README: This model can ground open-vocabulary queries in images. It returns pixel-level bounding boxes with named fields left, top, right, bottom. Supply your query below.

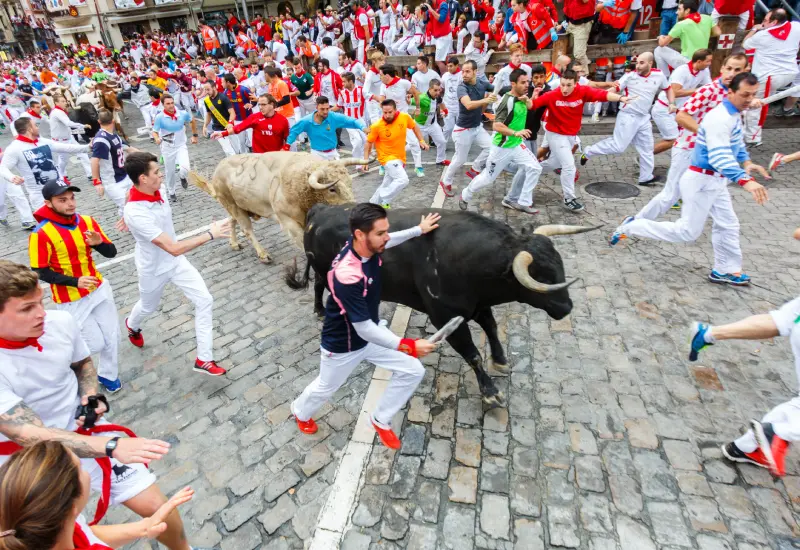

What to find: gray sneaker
left=0, top=218, right=8, bottom=227
left=458, top=198, right=469, bottom=210
left=502, top=199, right=539, bottom=215
left=21, top=221, right=36, bottom=230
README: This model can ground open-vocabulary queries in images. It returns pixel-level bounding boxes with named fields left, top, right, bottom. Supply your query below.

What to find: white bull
left=190, top=152, right=367, bottom=263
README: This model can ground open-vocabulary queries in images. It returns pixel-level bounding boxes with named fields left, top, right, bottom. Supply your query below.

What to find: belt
left=689, top=166, right=722, bottom=177
left=315, top=148, right=335, bottom=153
left=657, top=99, right=669, bottom=107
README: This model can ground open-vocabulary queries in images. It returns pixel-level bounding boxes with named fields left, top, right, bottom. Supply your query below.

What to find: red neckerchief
left=0, top=335, right=43, bottom=352
left=386, top=76, right=401, bottom=87
left=685, top=12, right=702, bottom=23
left=768, top=21, right=791, bottom=40
left=295, top=67, right=305, bottom=77
left=509, top=62, right=521, bottom=70
left=370, top=66, right=380, bottom=74
left=16, top=135, right=38, bottom=145
left=33, top=204, right=77, bottom=225
left=27, top=109, right=41, bottom=118
left=128, top=186, right=163, bottom=203
left=452, top=68, right=462, bottom=74
left=151, top=99, right=160, bottom=107
left=688, top=62, right=698, bottom=76
left=54, top=105, right=69, bottom=115
left=163, top=108, right=177, bottom=120
left=73, top=521, right=112, bottom=550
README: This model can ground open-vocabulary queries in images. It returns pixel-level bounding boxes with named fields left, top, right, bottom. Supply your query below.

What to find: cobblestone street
left=2, top=108, right=800, bottom=550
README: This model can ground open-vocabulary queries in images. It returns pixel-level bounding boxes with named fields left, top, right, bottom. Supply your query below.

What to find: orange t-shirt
left=268, top=79, right=295, bottom=119
left=366, top=111, right=416, bottom=165
left=40, top=70, right=56, bottom=84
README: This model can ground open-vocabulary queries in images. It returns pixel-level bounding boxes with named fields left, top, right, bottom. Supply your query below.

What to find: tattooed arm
left=0, top=401, right=172, bottom=463
left=72, top=356, right=99, bottom=400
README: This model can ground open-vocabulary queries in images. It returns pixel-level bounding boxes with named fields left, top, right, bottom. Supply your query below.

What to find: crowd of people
left=0, top=0, right=800, bottom=548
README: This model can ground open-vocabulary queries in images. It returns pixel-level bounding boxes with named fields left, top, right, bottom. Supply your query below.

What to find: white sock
left=704, top=327, right=716, bottom=344
left=734, top=430, right=758, bottom=453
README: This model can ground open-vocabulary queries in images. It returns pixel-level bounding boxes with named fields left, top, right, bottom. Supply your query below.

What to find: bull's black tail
left=285, top=256, right=312, bottom=290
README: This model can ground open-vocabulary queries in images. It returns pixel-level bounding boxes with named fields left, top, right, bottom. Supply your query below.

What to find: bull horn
left=512, top=251, right=578, bottom=293
left=532, top=224, right=603, bottom=237
left=308, top=166, right=335, bottom=190
left=338, top=157, right=369, bottom=167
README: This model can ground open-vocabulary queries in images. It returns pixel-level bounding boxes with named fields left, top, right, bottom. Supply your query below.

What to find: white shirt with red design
left=338, top=86, right=366, bottom=120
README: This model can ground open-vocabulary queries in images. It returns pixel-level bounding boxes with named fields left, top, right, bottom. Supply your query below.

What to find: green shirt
left=668, top=14, right=713, bottom=59
left=492, top=93, right=528, bottom=148
left=291, top=71, right=315, bottom=100
left=410, top=93, right=439, bottom=126
left=91, top=72, right=109, bottom=82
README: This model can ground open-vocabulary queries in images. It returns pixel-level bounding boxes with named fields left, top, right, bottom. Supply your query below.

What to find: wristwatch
left=105, top=436, right=120, bottom=458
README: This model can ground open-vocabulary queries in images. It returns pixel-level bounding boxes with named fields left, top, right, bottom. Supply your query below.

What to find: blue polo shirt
left=321, top=239, right=383, bottom=353
left=286, top=111, right=365, bottom=152
left=152, top=110, right=193, bottom=147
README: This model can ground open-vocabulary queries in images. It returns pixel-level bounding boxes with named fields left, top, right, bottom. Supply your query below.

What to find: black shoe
left=458, top=198, right=468, bottom=210
left=169, top=194, right=177, bottom=203
left=639, top=175, right=662, bottom=186
left=21, top=221, right=36, bottom=230
left=579, top=154, right=588, bottom=166
left=563, top=198, right=585, bottom=212
left=181, top=177, right=188, bottom=189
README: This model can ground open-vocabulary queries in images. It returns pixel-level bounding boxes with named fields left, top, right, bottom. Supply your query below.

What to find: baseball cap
left=42, top=180, right=81, bottom=201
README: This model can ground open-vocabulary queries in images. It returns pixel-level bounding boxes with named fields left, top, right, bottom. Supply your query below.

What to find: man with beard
left=211, top=93, right=289, bottom=153
left=28, top=180, right=121, bottom=392
left=201, top=80, right=237, bottom=156
left=291, top=203, right=439, bottom=449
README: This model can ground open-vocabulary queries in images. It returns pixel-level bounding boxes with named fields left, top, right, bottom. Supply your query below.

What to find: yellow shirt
left=147, top=76, right=167, bottom=90
left=367, top=111, right=416, bottom=166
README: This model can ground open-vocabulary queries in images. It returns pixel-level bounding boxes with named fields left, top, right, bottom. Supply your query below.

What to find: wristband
left=398, top=338, right=418, bottom=358
left=738, top=178, right=754, bottom=187
left=92, top=178, right=102, bottom=187
left=207, top=230, right=214, bottom=241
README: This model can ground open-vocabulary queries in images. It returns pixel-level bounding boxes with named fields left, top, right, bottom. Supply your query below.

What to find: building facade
left=1, top=0, right=59, bottom=58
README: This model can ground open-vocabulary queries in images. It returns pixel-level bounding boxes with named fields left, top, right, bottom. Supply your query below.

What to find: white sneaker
left=591, top=113, right=600, bottom=123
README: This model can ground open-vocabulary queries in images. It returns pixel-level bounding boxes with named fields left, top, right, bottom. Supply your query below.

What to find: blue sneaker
left=689, top=322, right=713, bottom=361
left=415, top=167, right=425, bottom=178
left=609, top=216, right=634, bottom=246
left=708, top=271, right=751, bottom=286
left=98, top=376, right=122, bottom=393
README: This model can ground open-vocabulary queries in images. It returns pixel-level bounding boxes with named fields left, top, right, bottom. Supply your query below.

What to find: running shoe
left=752, top=420, right=790, bottom=477
left=0, top=218, right=8, bottom=227
left=193, top=358, right=227, bottom=376
left=380, top=203, right=391, bottom=210
left=639, top=175, right=662, bottom=186
left=465, top=168, right=479, bottom=179
left=126, top=318, right=144, bottom=347
left=688, top=322, right=713, bottom=361
left=379, top=166, right=385, bottom=176
left=591, top=113, right=600, bottom=123
left=181, top=177, right=189, bottom=189
left=415, top=167, right=425, bottom=178
left=21, top=221, right=36, bottom=231
left=501, top=199, right=539, bottom=214
left=579, top=154, right=589, bottom=166
left=608, top=215, right=634, bottom=246
left=437, top=159, right=451, bottom=166
left=295, top=416, right=318, bottom=434
left=372, top=419, right=401, bottom=449
left=563, top=198, right=585, bottom=212
left=671, top=200, right=681, bottom=210
left=439, top=181, right=454, bottom=197
left=169, top=194, right=177, bottom=203
left=458, top=198, right=469, bottom=210
left=721, top=441, right=770, bottom=469
left=768, top=153, right=784, bottom=173
left=708, top=271, right=751, bottom=286
left=98, top=376, right=122, bottom=393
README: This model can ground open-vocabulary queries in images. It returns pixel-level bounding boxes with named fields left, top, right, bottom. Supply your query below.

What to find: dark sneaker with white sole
left=639, top=175, right=662, bottom=186
left=181, top=177, right=189, bottom=189
left=721, top=441, right=770, bottom=469
left=563, top=198, right=584, bottom=212
left=458, top=198, right=469, bottom=210
left=501, top=199, right=539, bottom=214
left=21, top=221, right=36, bottom=230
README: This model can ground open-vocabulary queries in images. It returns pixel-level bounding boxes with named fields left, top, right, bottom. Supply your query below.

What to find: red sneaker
left=295, top=416, right=318, bottom=434
left=574, top=170, right=580, bottom=183
left=752, top=420, right=791, bottom=476
left=437, top=159, right=451, bottom=166
left=193, top=358, right=227, bottom=376
left=125, top=318, right=143, bottom=348
left=372, top=420, right=401, bottom=449
left=439, top=181, right=454, bottom=197
left=465, top=168, right=479, bottom=180
left=721, top=441, right=770, bottom=469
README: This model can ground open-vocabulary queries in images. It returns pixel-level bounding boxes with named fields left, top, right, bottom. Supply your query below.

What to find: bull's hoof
left=482, top=391, right=506, bottom=409
left=230, top=242, right=242, bottom=251
left=490, top=360, right=510, bottom=375
left=258, top=254, right=273, bottom=264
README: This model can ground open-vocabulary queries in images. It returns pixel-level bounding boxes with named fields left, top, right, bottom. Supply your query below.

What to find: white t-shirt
left=411, top=68, right=441, bottom=93
left=0, top=310, right=89, bottom=449
left=320, top=45, right=345, bottom=71
left=742, top=22, right=800, bottom=78
left=441, top=70, right=464, bottom=108
left=123, top=186, right=180, bottom=277
left=657, top=62, right=711, bottom=108
left=272, top=41, right=289, bottom=63
left=380, top=78, right=413, bottom=112
left=617, top=69, right=670, bottom=117
left=75, top=514, right=111, bottom=547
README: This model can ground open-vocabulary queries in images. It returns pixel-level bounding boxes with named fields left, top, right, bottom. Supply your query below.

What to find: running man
left=152, top=93, right=198, bottom=202
left=91, top=110, right=135, bottom=215
left=202, top=81, right=238, bottom=157
left=287, top=96, right=365, bottom=160
left=409, top=78, right=449, bottom=166
left=211, top=94, right=290, bottom=153
left=291, top=203, right=439, bottom=449
left=49, top=94, right=93, bottom=185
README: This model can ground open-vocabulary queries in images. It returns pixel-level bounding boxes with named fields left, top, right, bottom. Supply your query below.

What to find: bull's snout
left=546, top=296, right=573, bottom=320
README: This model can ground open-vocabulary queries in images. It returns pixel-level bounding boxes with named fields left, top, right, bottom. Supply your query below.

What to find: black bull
left=285, top=204, right=598, bottom=408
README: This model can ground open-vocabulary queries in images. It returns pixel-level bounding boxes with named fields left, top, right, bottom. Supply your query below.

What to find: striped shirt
left=692, top=99, right=749, bottom=184
left=337, top=86, right=366, bottom=120
left=675, top=78, right=727, bottom=151
left=29, top=214, right=111, bottom=304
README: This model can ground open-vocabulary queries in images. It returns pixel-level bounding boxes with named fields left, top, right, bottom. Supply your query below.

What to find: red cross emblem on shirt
left=718, top=34, right=734, bottom=49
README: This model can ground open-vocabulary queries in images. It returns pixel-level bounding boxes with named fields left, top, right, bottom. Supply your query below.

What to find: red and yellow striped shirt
left=29, top=214, right=111, bottom=304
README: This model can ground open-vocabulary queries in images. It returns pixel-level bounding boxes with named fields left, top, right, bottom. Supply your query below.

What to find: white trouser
left=346, top=127, right=365, bottom=160
left=311, top=149, right=340, bottom=160
left=0, top=177, right=34, bottom=224
left=56, top=280, right=119, bottom=380
left=743, top=72, right=796, bottom=145
left=101, top=175, right=133, bottom=216
left=128, top=256, right=214, bottom=361
left=585, top=111, right=655, bottom=182
left=370, top=159, right=409, bottom=205
left=392, top=35, right=412, bottom=55
left=462, top=143, right=542, bottom=206
left=217, top=135, right=240, bottom=157
left=24, top=178, right=45, bottom=211
left=711, top=8, right=750, bottom=30
left=292, top=342, right=425, bottom=427
left=457, top=21, right=480, bottom=54
left=161, top=144, right=190, bottom=195
left=622, top=170, right=742, bottom=274
left=654, top=46, right=687, bottom=78
left=443, top=106, right=458, bottom=141
left=407, top=34, right=423, bottom=55
left=53, top=136, right=92, bottom=180
left=651, top=101, right=679, bottom=141
left=355, top=38, right=366, bottom=64
left=406, top=128, right=422, bottom=168
left=420, top=123, right=447, bottom=163
left=366, top=102, right=382, bottom=127
left=196, top=98, right=207, bottom=121
left=539, top=131, right=578, bottom=201
left=139, top=106, right=154, bottom=128
left=233, top=119, right=251, bottom=150
left=175, top=90, right=195, bottom=113
left=636, top=147, right=691, bottom=220
left=442, top=125, right=492, bottom=187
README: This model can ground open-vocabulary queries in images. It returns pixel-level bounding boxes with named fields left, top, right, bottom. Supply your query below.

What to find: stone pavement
left=1, top=108, right=799, bottom=549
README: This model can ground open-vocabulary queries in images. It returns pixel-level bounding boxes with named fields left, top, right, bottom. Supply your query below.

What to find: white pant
left=651, top=101, right=679, bottom=141
left=161, top=144, right=190, bottom=195
left=636, top=146, right=691, bottom=220
left=217, top=135, right=240, bottom=157
left=442, top=125, right=491, bottom=187
left=743, top=72, right=796, bottom=145
left=355, top=38, right=366, bottom=64
left=292, top=342, right=425, bottom=427
left=56, top=280, right=119, bottom=380
left=53, top=136, right=92, bottom=181
left=311, top=149, right=340, bottom=161
left=0, top=177, right=34, bottom=224
left=462, top=143, right=542, bottom=206
left=139, top=106, right=155, bottom=128
left=420, top=123, right=447, bottom=163
left=406, top=128, right=422, bottom=168
left=623, top=170, right=742, bottom=274
left=370, top=159, right=409, bottom=205
left=654, top=46, right=688, bottom=78
left=346, top=127, right=365, bottom=160
left=711, top=8, right=750, bottom=30
left=196, top=99, right=207, bottom=122
left=407, top=35, right=423, bottom=55
left=128, top=256, right=214, bottom=361
left=84, top=436, right=155, bottom=506
left=366, top=102, right=382, bottom=128
left=443, top=106, right=458, bottom=141
left=174, top=90, right=195, bottom=113
left=585, top=111, right=654, bottom=182
left=434, top=35, right=452, bottom=62
left=392, top=35, right=412, bottom=55
left=539, top=131, right=578, bottom=201
left=102, top=175, right=133, bottom=216
left=24, top=178, right=46, bottom=211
